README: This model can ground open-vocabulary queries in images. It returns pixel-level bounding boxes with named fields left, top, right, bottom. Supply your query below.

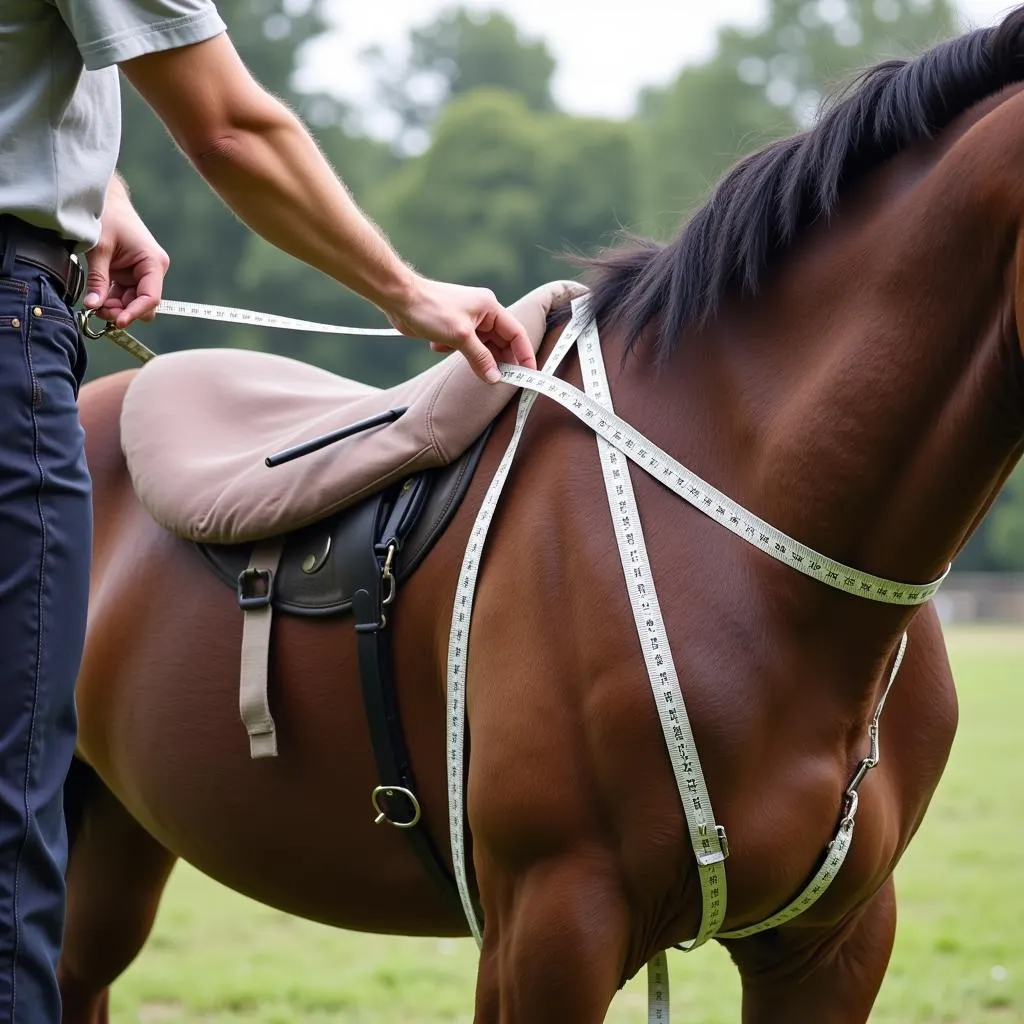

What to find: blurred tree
left=718, top=0, right=959, bottom=125
left=635, top=0, right=958, bottom=237
left=376, top=89, right=642, bottom=304
left=634, top=57, right=795, bottom=237
left=363, top=7, right=557, bottom=153
left=985, top=468, right=1024, bottom=572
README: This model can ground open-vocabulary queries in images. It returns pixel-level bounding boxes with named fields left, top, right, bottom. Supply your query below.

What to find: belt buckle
left=66, top=253, right=85, bottom=307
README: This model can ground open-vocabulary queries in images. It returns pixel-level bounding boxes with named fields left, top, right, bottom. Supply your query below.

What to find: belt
left=0, top=220, right=86, bottom=306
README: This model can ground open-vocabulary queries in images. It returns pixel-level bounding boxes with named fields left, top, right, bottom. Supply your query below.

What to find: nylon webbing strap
left=239, top=539, right=285, bottom=759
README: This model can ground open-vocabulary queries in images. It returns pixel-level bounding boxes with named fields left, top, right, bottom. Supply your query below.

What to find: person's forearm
left=186, top=99, right=417, bottom=315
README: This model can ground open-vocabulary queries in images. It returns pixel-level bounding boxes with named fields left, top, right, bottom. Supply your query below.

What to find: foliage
left=987, top=467, right=1024, bottom=572
left=364, top=7, right=557, bottom=153
left=92, top=0, right=1024, bottom=570
left=634, top=0, right=958, bottom=235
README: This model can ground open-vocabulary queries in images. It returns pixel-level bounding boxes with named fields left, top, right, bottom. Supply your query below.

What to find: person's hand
left=386, top=276, right=537, bottom=385
left=83, top=177, right=169, bottom=329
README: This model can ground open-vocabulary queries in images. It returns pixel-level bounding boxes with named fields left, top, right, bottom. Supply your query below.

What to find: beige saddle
left=121, top=280, right=585, bottom=545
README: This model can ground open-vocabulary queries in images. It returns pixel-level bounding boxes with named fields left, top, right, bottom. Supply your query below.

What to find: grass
left=108, top=624, right=1023, bottom=1023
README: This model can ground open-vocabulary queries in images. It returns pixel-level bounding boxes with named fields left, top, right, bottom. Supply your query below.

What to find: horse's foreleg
left=58, top=764, right=177, bottom=1024
left=725, top=876, right=897, bottom=1024
left=472, top=854, right=629, bottom=1024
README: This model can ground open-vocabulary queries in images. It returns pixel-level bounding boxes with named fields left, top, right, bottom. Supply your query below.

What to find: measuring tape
left=578, top=305, right=727, bottom=950
left=155, top=299, right=405, bottom=336
left=715, top=630, right=907, bottom=940
left=444, top=304, right=590, bottom=948
left=77, top=297, right=406, bottom=364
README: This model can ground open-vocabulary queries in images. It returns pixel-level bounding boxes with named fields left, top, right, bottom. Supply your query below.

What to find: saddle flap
left=196, top=429, right=491, bottom=615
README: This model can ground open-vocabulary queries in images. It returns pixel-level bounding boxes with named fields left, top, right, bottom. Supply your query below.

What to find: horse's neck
left=800, top=94, right=1024, bottom=593
left=651, top=91, right=1024, bottom=643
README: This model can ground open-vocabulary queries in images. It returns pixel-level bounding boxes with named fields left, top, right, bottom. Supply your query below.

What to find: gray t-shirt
left=0, top=0, right=226, bottom=250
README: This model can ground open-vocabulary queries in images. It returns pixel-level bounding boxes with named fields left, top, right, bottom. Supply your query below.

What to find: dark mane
left=580, top=6, right=1024, bottom=359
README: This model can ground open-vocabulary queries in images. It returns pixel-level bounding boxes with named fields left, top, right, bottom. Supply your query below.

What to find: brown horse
left=58, top=10, right=1024, bottom=1023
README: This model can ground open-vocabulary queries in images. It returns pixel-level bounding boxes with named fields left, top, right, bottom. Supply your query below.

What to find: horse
left=58, top=8, right=1024, bottom=1022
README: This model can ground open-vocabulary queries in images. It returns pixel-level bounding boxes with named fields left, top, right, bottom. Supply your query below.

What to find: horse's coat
left=60, top=10, right=1024, bottom=1022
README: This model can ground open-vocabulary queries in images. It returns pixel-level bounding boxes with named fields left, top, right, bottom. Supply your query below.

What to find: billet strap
left=337, top=485, right=462, bottom=907
left=238, top=539, right=286, bottom=758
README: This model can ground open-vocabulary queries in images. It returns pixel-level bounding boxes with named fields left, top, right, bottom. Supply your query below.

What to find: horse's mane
left=579, top=6, right=1024, bottom=359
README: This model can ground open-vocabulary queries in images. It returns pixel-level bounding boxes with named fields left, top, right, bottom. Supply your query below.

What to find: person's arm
left=117, top=33, right=535, bottom=382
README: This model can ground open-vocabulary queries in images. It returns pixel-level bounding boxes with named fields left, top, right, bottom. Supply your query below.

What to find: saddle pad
left=120, top=279, right=585, bottom=545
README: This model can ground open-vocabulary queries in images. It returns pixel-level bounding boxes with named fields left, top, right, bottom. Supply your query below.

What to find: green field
left=108, top=625, right=1024, bottom=1023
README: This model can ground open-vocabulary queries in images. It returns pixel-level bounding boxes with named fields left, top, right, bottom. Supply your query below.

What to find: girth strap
left=337, top=483, right=460, bottom=905
left=238, top=538, right=286, bottom=758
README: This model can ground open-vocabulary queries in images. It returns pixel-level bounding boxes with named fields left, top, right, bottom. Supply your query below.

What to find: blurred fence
left=934, top=573, right=1024, bottom=624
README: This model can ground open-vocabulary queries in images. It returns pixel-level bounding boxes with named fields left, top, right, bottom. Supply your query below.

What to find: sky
left=298, top=0, right=1017, bottom=125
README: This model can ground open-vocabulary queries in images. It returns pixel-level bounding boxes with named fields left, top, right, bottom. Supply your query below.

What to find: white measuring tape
left=476, top=359, right=950, bottom=606
left=156, top=299, right=406, bottom=336
left=578, top=306, right=727, bottom=951
left=444, top=303, right=590, bottom=948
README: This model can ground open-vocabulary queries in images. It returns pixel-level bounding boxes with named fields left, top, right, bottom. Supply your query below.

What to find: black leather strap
left=0, top=216, right=85, bottom=303
left=338, top=488, right=459, bottom=905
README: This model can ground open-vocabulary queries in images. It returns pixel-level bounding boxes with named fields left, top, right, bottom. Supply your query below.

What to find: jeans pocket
left=28, top=309, right=83, bottom=406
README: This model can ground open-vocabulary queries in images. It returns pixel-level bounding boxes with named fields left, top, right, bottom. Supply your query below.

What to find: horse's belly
left=77, top=523, right=466, bottom=938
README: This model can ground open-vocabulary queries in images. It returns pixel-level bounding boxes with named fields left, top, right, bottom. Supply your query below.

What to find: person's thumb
left=82, top=245, right=112, bottom=311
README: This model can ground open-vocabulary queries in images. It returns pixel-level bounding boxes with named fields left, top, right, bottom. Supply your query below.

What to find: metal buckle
left=237, top=566, right=274, bottom=609
left=381, top=542, right=397, bottom=607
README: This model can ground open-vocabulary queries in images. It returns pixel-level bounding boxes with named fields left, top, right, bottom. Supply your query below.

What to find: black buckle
left=237, top=566, right=275, bottom=609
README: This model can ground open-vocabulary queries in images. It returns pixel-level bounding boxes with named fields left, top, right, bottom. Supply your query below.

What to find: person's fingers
left=484, top=306, right=536, bottom=370
left=430, top=341, right=455, bottom=353
left=93, top=298, right=125, bottom=323
left=459, top=333, right=502, bottom=384
left=114, top=255, right=166, bottom=327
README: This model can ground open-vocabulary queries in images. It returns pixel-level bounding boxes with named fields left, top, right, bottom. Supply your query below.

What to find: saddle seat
left=120, top=280, right=583, bottom=546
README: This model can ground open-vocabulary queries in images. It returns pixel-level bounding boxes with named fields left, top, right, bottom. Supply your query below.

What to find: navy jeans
left=0, top=260, right=91, bottom=1022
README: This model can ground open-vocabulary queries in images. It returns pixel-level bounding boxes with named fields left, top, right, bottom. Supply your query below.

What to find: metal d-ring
left=371, top=785, right=422, bottom=828
left=78, top=310, right=112, bottom=340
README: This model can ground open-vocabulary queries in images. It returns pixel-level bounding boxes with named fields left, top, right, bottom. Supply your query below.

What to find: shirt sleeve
left=54, top=0, right=227, bottom=70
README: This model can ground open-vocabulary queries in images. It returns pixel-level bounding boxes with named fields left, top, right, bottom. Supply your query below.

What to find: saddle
left=118, top=279, right=585, bottom=906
